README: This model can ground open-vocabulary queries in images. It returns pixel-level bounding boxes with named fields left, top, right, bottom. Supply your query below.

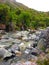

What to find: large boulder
left=37, top=39, right=46, bottom=51
left=0, top=48, right=12, bottom=59
left=40, top=27, right=49, bottom=48
left=45, top=27, right=49, bottom=48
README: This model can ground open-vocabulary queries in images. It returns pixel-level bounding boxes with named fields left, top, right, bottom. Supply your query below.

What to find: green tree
left=16, top=11, right=31, bottom=30
left=0, top=4, right=10, bottom=24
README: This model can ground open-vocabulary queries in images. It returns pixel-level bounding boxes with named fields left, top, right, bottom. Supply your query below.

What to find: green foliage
left=16, top=11, right=31, bottom=30
left=0, top=4, right=10, bottom=24
left=0, top=3, right=49, bottom=30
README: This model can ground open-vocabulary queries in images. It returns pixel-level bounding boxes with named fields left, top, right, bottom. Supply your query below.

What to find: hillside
left=0, top=0, right=49, bottom=30
left=0, top=0, right=46, bottom=13
left=0, top=0, right=29, bottom=10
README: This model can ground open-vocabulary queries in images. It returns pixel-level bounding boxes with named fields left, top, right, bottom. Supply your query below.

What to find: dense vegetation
left=0, top=3, right=49, bottom=30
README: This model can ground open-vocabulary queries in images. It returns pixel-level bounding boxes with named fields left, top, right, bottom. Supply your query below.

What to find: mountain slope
left=0, top=0, right=29, bottom=10
left=0, top=0, right=49, bottom=30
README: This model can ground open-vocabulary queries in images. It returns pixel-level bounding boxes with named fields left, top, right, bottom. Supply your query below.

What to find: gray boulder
left=0, top=48, right=12, bottom=59
left=37, top=39, right=46, bottom=51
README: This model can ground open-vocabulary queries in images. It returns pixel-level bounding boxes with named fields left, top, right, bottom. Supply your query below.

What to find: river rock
left=37, top=39, right=46, bottom=51
left=0, top=48, right=12, bottom=59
